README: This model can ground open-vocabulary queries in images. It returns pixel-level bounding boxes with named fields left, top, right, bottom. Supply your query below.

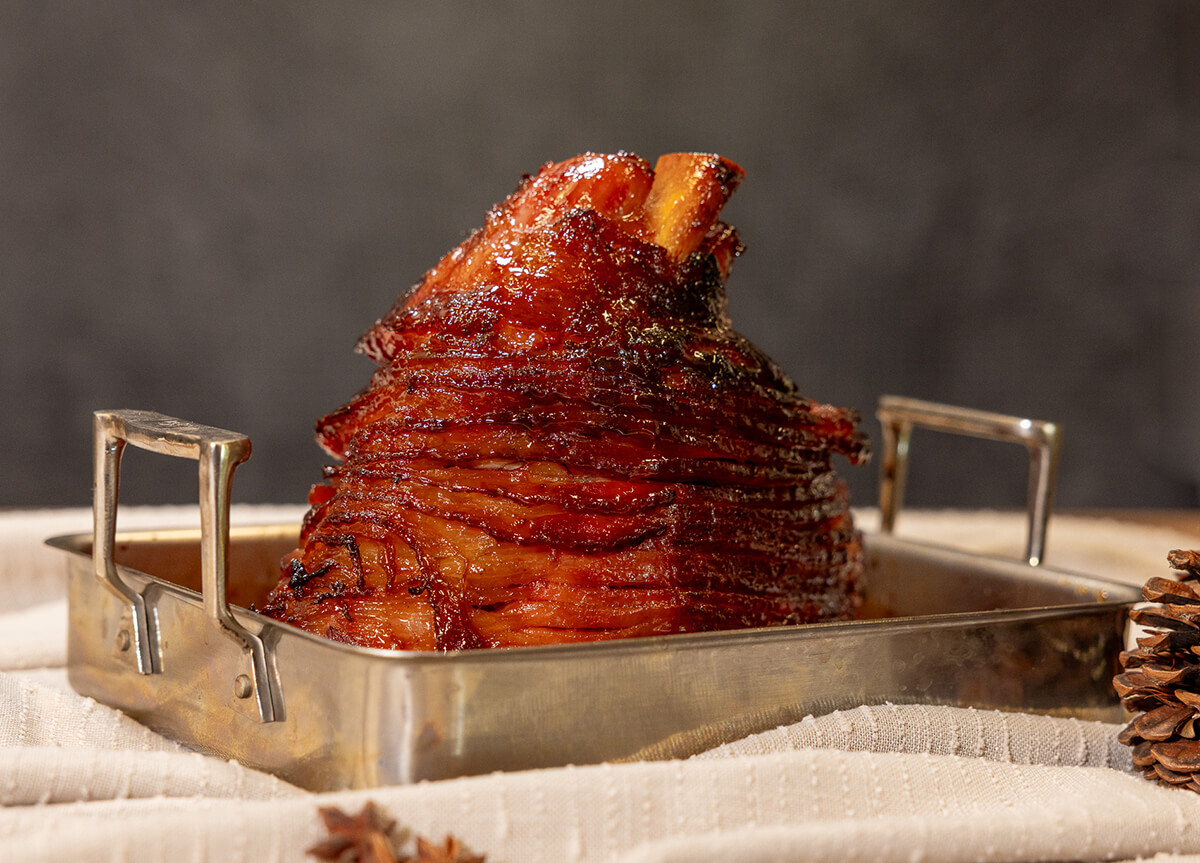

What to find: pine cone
left=1116, top=549, right=1200, bottom=790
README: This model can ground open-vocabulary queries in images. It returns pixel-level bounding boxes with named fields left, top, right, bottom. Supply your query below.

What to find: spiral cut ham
left=262, top=152, right=870, bottom=650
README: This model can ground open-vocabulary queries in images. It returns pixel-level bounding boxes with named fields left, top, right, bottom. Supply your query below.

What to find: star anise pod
left=1117, top=549, right=1200, bottom=792
left=402, top=835, right=486, bottom=863
left=308, top=801, right=400, bottom=863
left=308, top=802, right=486, bottom=863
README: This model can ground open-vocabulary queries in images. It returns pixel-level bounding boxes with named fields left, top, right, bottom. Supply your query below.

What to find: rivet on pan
left=233, top=674, right=253, bottom=699
left=115, top=629, right=131, bottom=652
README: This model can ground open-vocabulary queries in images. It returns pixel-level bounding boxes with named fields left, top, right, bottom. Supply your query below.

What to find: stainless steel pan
left=49, top=402, right=1137, bottom=791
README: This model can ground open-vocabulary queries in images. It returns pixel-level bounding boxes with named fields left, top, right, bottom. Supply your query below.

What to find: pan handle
left=874, top=396, right=1061, bottom=567
left=93, top=410, right=279, bottom=722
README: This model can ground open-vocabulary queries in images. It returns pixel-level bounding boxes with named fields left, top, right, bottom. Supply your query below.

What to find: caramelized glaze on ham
left=262, top=152, right=869, bottom=650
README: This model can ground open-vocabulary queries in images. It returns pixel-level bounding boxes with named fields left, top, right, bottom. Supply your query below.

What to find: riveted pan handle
left=875, top=396, right=1062, bottom=567
left=92, top=410, right=279, bottom=722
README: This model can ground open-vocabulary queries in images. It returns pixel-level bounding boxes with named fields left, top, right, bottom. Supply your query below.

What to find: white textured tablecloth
left=3, top=505, right=1200, bottom=862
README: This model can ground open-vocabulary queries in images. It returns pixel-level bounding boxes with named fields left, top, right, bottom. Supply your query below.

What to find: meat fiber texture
left=262, top=152, right=870, bottom=651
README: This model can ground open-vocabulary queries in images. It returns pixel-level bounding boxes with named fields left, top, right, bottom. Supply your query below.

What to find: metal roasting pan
left=49, top=399, right=1141, bottom=791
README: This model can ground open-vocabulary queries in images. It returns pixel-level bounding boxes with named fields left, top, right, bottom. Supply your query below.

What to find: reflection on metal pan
left=50, top=524, right=1137, bottom=791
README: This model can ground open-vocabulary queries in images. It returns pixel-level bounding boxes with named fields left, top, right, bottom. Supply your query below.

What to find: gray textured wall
left=3, top=2, right=1198, bottom=513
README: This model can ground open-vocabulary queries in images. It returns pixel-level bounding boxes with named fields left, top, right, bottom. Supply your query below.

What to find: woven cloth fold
left=696, top=702, right=1134, bottom=771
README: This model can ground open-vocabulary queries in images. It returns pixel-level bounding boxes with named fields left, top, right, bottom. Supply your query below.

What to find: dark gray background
left=3, top=1, right=1198, bottom=512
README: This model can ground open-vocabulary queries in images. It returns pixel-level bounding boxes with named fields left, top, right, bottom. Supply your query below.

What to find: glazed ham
left=262, top=152, right=869, bottom=650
